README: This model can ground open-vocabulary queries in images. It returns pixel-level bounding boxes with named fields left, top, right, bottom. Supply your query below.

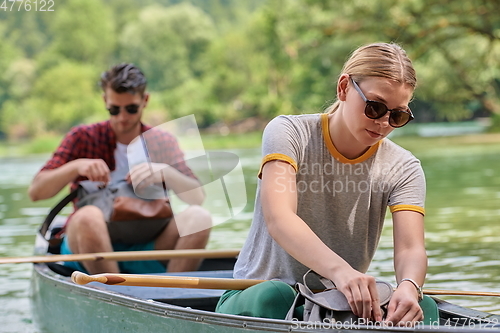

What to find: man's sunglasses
left=350, top=77, right=414, bottom=128
left=107, top=104, right=140, bottom=116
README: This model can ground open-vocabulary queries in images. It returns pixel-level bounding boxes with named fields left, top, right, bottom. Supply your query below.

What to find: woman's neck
left=328, top=112, right=371, bottom=160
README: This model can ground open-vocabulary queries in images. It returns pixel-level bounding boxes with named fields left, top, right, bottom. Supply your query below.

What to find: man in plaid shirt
left=28, top=63, right=211, bottom=275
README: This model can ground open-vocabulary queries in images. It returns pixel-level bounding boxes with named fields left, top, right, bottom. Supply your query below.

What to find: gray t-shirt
left=234, top=114, right=426, bottom=289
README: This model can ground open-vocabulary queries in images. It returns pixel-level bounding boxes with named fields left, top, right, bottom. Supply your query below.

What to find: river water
left=0, top=143, right=499, bottom=332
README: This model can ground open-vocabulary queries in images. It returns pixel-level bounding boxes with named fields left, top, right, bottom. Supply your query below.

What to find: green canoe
left=30, top=220, right=500, bottom=333
left=31, top=258, right=500, bottom=332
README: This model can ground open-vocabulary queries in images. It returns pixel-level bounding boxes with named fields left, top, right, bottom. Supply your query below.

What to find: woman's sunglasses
left=107, top=104, right=140, bottom=116
left=350, top=77, right=414, bottom=128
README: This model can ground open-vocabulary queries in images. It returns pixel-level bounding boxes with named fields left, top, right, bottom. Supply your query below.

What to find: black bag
left=39, top=180, right=173, bottom=248
left=75, top=180, right=173, bottom=244
left=285, top=270, right=393, bottom=324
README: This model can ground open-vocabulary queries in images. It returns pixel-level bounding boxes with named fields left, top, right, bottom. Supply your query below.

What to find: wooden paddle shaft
left=423, top=289, right=500, bottom=297
left=71, top=272, right=500, bottom=297
left=0, top=248, right=240, bottom=264
left=72, top=272, right=265, bottom=290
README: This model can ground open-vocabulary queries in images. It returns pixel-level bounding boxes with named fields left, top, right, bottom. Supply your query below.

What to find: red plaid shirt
left=40, top=121, right=197, bottom=191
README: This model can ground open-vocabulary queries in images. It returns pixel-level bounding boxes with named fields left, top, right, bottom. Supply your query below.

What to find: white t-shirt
left=114, top=142, right=129, bottom=177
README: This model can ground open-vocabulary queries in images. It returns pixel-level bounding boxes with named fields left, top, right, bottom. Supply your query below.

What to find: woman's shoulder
left=380, top=137, right=420, bottom=162
left=273, top=113, right=323, bottom=121
left=266, top=113, right=323, bottom=130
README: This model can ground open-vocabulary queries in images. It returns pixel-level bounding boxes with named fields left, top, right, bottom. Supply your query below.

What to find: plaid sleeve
left=142, top=129, right=198, bottom=180
left=41, top=128, right=82, bottom=171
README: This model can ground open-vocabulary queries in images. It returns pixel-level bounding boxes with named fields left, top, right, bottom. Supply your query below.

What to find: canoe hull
left=31, top=262, right=500, bottom=333
left=31, top=264, right=299, bottom=333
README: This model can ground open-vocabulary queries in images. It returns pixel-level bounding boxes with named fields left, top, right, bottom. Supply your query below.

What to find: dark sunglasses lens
left=389, top=111, right=411, bottom=128
left=365, top=102, right=387, bottom=119
left=125, top=104, right=139, bottom=114
left=107, top=104, right=140, bottom=115
left=107, top=106, right=120, bottom=115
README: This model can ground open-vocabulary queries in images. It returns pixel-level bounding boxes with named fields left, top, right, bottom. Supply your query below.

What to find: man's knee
left=183, top=205, right=211, bottom=222
left=174, top=205, right=212, bottom=237
left=68, top=206, right=107, bottom=232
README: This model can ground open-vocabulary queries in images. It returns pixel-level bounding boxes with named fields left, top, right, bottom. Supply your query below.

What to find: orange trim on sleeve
left=257, top=153, right=297, bottom=179
left=389, top=204, right=425, bottom=216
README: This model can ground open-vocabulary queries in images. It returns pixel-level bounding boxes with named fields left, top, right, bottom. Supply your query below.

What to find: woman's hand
left=385, top=282, right=423, bottom=326
left=332, top=269, right=383, bottom=322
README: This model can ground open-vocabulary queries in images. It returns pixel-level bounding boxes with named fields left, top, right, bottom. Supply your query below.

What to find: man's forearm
left=162, top=166, right=205, bottom=205
left=28, top=161, right=80, bottom=201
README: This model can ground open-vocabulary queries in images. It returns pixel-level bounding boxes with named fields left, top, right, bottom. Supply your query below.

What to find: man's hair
left=100, top=63, right=147, bottom=96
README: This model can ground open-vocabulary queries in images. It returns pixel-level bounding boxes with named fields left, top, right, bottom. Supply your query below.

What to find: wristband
left=398, top=278, right=423, bottom=301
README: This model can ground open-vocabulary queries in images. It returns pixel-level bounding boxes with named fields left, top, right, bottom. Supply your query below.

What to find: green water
left=0, top=144, right=499, bottom=332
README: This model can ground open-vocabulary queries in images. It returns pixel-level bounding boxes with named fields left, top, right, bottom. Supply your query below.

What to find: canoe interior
left=46, top=258, right=235, bottom=312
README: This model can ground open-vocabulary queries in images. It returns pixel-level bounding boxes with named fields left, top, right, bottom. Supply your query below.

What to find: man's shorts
left=60, top=236, right=166, bottom=274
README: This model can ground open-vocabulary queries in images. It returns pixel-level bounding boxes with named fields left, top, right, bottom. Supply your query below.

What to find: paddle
left=72, top=272, right=265, bottom=289
left=421, top=290, right=500, bottom=297
left=71, top=271, right=500, bottom=297
left=0, top=248, right=240, bottom=265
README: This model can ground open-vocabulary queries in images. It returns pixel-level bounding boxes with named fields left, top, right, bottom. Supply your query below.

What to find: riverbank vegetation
left=2, top=130, right=500, bottom=159
left=0, top=0, right=499, bottom=142
left=0, top=130, right=265, bottom=157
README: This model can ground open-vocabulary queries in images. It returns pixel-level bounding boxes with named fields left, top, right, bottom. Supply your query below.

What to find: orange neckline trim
left=321, top=113, right=381, bottom=164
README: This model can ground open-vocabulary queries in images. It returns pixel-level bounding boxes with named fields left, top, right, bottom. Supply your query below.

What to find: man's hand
left=385, top=282, right=423, bottom=326
left=77, top=159, right=111, bottom=183
left=127, top=162, right=167, bottom=189
left=29, top=158, right=111, bottom=201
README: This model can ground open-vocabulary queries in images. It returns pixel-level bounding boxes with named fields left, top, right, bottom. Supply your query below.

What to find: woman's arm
left=385, top=210, right=427, bottom=324
left=261, top=160, right=383, bottom=321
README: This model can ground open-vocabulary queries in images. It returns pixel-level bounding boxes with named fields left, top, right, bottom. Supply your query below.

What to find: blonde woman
left=216, top=42, right=438, bottom=325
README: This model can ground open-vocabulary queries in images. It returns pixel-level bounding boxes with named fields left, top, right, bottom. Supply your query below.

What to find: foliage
left=488, top=113, right=500, bottom=133
left=119, top=3, right=216, bottom=91
left=48, top=0, right=116, bottom=65
left=0, top=0, right=499, bottom=140
left=2, top=61, right=102, bottom=138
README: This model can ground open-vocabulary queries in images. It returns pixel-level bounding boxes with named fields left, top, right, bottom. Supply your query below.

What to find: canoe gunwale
left=434, top=298, right=500, bottom=327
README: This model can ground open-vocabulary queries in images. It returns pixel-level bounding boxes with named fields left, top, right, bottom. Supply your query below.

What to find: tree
left=301, top=0, right=500, bottom=120
left=1, top=61, right=103, bottom=138
left=119, top=3, right=216, bottom=91
left=0, top=25, right=23, bottom=107
left=48, top=0, right=116, bottom=66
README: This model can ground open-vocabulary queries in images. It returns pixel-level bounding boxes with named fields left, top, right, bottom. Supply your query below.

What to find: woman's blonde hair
left=326, top=42, right=416, bottom=114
